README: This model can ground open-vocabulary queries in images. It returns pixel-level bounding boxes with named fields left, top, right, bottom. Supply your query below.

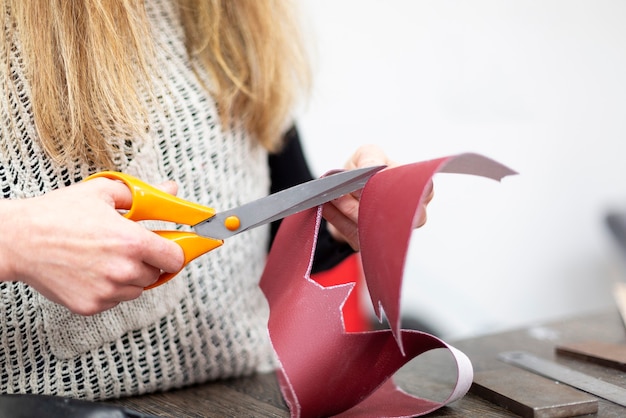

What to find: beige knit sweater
left=0, top=0, right=276, bottom=400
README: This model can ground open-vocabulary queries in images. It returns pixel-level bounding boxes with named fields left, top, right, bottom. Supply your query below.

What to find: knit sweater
left=0, top=0, right=276, bottom=400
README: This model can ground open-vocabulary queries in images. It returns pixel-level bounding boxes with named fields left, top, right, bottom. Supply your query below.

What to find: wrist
left=0, top=198, right=27, bottom=281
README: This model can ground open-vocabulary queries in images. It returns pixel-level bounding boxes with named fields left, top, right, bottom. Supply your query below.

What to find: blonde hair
left=2, top=0, right=310, bottom=168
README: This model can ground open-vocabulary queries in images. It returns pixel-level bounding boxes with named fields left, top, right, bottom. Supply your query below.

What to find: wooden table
left=107, top=310, right=626, bottom=417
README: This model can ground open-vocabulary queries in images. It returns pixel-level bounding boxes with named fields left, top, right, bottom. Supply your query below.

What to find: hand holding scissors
left=85, top=165, right=383, bottom=289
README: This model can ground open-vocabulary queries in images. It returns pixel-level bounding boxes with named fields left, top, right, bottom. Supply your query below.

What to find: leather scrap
left=359, top=153, right=517, bottom=349
left=259, top=153, right=516, bottom=417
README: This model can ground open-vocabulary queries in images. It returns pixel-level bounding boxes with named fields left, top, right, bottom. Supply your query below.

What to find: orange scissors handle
left=85, top=171, right=223, bottom=288
left=146, top=230, right=222, bottom=289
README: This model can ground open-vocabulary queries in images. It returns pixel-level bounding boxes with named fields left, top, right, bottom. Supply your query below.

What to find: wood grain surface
left=106, top=310, right=626, bottom=417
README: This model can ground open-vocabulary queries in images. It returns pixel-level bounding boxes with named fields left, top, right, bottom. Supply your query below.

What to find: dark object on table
left=0, top=394, right=160, bottom=418
left=556, top=340, right=626, bottom=372
left=471, top=368, right=598, bottom=417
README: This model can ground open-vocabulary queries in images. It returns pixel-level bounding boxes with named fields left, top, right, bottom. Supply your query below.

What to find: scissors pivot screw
left=224, top=215, right=241, bottom=231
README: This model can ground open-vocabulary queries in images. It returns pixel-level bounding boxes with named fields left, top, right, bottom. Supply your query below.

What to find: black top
left=268, top=126, right=355, bottom=274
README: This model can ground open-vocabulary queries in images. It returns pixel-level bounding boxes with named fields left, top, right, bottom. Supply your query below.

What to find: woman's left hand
left=322, top=144, right=434, bottom=250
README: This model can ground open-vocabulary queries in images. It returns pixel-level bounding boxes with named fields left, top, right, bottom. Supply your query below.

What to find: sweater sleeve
left=268, top=126, right=355, bottom=274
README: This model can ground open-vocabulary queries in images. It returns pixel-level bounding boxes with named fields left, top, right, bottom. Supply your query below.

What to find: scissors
left=85, top=166, right=384, bottom=289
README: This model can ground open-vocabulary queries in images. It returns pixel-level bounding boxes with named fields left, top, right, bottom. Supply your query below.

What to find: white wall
left=297, top=0, right=626, bottom=339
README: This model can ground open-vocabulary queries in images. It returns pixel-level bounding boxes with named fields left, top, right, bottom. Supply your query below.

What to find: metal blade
left=500, top=351, right=626, bottom=407
left=194, top=165, right=384, bottom=240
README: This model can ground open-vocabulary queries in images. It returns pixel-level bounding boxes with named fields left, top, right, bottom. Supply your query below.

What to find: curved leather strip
left=359, top=154, right=517, bottom=350
left=335, top=342, right=473, bottom=417
left=259, top=153, right=516, bottom=417
left=260, top=208, right=469, bottom=417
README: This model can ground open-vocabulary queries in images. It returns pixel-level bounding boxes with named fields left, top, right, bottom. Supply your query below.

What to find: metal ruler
left=499, top=351, right=626, bottom=408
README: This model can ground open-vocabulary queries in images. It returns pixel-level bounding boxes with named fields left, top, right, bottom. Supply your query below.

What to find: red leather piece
left=311, top=254, right=368, bottom=333
left=259, top=153, right=516, bottom=417
left=359, top=153, right=516, bottom=350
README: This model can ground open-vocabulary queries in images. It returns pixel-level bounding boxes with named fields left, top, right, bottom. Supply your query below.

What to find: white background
left=296, top=0, right=626, bottom=339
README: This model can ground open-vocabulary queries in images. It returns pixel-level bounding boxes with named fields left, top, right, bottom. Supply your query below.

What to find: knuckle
left=69, top=299, right=104, bottom=316
left=109, top=261, right=142, bottom=283
left=119, top=232, right=146, bottom=256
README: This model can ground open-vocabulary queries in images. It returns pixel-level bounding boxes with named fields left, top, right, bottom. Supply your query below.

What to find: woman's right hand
left=0, top=178, right=185, bottom=316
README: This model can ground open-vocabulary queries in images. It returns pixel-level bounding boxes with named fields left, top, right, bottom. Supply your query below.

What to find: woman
left=0, top=0, right=429, bottom=400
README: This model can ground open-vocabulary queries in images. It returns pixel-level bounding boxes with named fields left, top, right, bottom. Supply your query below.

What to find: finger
left=74, top=301, right=121, bottom=316
left=413, top=204, right=428, bottom=229
left=322, top=203, right=359, bottom=251
left=104, top=221, right=185, bottom=282
left=346, top=144, right=395, bottom=170
left=139, top=230, right=185, bottom=274
left=102, top=285, right=145, bottom=305
left=90, top=177, right=179, bottom=212
left=413, top=181, right=434, bottom=229
left=328, top=193, right=360, bottom=225
left=115, top=259, right=167, bottom=289
left=66, top=289, right=129, bottom=316
left=346, top=144, right=385, bottom=168
left=156, top=180, right=178, bottom=196
left=86, top=177, right=135, bottom=210
left=348, top=187, right=363, bottom=201
left=423, top=180, right=435, bottom=204
left=96, top=262, right=161, bottom=302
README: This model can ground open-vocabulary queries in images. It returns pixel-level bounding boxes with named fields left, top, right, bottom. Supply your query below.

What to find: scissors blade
left=194, top=165, right=384, bottom=240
